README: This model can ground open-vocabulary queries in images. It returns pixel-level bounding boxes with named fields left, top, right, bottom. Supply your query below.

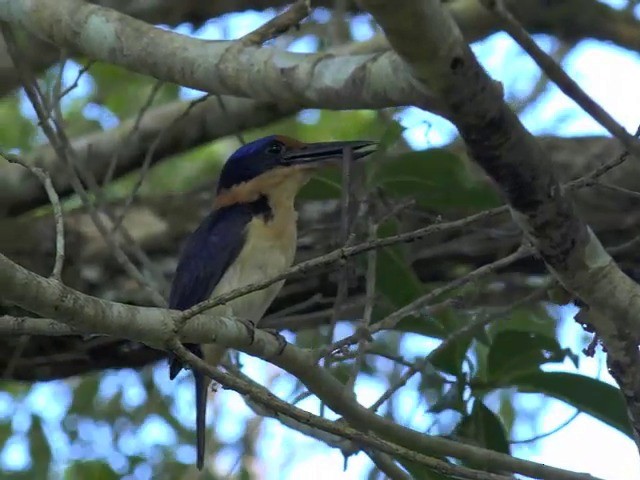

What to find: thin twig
left=2, top=335, right=30, bottom=380
left=513, top=41, right=573, bottom=116
left=108, top=82, right=177, bottom=233
left=50, top=52, right=67, bottom=128
left=57, top=61, right=93, bottom=101
left=565, top=124, right=640, bottom=191
left=317, top=247, right=530, bottom=362
left=1, top=23, right=166, bottom=305
left=347, top=218, right=378, bottom=391
left=2, top=152, right=65, bottom=280
left=214, top=95, right=246, bottom=146
left=102, top=80, right=165, bottom=188
left=510, top=409, right=580, bottom=445
left=325, top=146, right=357, bottom=371
left=368, top=286, right=549, bottom=413
left=481, top=0, right=640, bottom=159
left=175, top=207, right=504, bottom=328
left=367, top=449, right=412, bottom=480
left=239, top=0, right=311, bottom=45
left=597, top=182, right=640, bottom=200
left=375, top=246, right=530, bottom=332
left=169, top=339, right=515, bottom=480
left=263, top=293, right=325, bottom=321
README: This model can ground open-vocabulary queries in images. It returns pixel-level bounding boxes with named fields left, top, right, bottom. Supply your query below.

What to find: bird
left=167, top=135, right=377, bottom=470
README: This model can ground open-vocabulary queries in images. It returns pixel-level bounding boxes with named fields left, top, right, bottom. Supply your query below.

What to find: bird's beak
left=282, top=140, right=377, bottom=167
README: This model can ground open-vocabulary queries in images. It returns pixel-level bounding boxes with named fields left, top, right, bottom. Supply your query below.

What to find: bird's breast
left=209, top=208, right=297, bottom=323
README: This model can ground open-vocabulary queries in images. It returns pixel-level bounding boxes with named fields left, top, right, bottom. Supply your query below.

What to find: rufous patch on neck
left=214, top=167, right=308, bottom=210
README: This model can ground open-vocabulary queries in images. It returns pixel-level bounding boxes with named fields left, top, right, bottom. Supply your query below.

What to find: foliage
left=0, top=2, right=636, bottom=479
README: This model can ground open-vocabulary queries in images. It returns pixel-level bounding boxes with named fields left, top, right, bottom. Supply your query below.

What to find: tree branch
left=0, top=95, right=296, bottom=216
left=0, top=252, right=598, bottom=480
left=359, top=0, right=640, bottom=452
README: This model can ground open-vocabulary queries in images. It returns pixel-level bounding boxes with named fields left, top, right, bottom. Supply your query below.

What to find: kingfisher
left=167, top=135, right=376, bottom=469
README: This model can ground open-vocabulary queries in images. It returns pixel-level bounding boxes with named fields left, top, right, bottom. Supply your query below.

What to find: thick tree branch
left=0, top=0, right=638, bottom=100
left=359, top=0, right=640, bottom=450
left=0, top=0, right=445, bottom=112
left=0, top=252, right=598, bottom=480
left=174, top=342, right=514, bottom=480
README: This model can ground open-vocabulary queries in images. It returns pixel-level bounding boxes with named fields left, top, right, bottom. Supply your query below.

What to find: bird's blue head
left=215, top=135, right=376, bottom=205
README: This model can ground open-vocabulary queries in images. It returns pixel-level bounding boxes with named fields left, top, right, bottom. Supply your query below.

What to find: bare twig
left=214, top=95, right=246, bottom=146
left=566, top=125, right=640, bottom=192
left=596, top=182, right=640, bottom=200
left=102, top=80, right=165, bottom=188
left=57, top=61, right=93, bottom=101
left=2, top=335, right=29, bottom=380
left=510, top=409, right=580, bottom=445
left=324, top=146, right=357, bottom=375
left=347, top=218, right=378, bottom=391
left=108, top=82, right=195, bottom=234
left=367, top=449, right=412, bottom=480
left=318, top=246, right=531, bottom=363
left=176, top=207, right=504, bottom=328
left=368, top=286, right=548, bottom=413
left=377, top=246, right=529, bottom=330
left=480, top=0, right=640, bottom=159
left=1, top=23, right=166, bottom=305
left=170, top=340, right=515, bottom=480
left=2, top=152, right=65, bottom=280
left=240, top=0, right=311, bottom=45
left=513, top=41, right=574, bottom=115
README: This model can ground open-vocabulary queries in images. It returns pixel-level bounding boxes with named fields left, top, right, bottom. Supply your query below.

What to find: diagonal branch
left=479, top=0, right=640, bottom=160
left=358, top=0, right=640, bottom=453
left=0, top=0, right=445, bottom=112
left=171, top=341, right=515, bottom=480
left=0, top=96, right=296, bottom=216
left=0, top=251, right=599, bottom=480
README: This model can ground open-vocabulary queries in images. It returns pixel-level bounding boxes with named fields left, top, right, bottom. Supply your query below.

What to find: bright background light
left=3, top=2, right=640, bottom=478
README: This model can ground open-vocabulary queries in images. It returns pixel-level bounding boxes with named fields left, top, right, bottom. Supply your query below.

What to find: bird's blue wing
left=169, top=207, right=251, bottom=311
left=168, top=205, right=253, bottom=470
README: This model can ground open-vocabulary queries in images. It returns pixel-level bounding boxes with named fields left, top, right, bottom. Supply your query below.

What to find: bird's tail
left=169, top=344, right=226, bottom=471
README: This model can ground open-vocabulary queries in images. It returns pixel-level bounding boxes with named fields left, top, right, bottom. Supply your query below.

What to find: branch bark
left=0, top=95, right=295, bottom=216
left=0, top=0, right=638, bottom=100
left=0, top=252, right=599, bottom=480
left=0, top=0, right=443, bottom=111
left=359, top=0, right=640, bottom=450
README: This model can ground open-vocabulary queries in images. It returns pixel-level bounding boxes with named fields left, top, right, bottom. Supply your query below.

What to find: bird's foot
left=260, top=328, right=288, bottom=356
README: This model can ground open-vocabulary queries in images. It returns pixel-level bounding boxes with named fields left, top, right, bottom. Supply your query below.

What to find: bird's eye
left=267, top=143, right=284, bottom=154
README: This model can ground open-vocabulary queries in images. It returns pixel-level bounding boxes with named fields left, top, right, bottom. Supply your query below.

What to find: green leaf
left=429, top=336, right=472, bottom=377
left=0, top=94, right=36, bottom=149
left=374, top=150, right=500, bottom=210
left=90, top=63, right=179, bottom=119
left=69, top=375, right=99, bottom=416
left=29, top=416, right=52, bottom=479
left=377, top=121, right=405, bottom=151
left=374, top=220, right=424, bottom=309
left=485, top=305, right=558, bottom=341
left=429, top=383, right=465, bottom=414
left=455, top=400, right=510, bottom=455
left=507, top=371, right=633, bottom=438
left=64, top=461, right=119, bottom=480
left=394, top=310, right=449, bottom=339
left=486, top=331, right=570, bottom=381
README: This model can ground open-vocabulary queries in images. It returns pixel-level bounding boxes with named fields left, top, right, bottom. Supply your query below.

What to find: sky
left=3, top=1, right=640, bottom=479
